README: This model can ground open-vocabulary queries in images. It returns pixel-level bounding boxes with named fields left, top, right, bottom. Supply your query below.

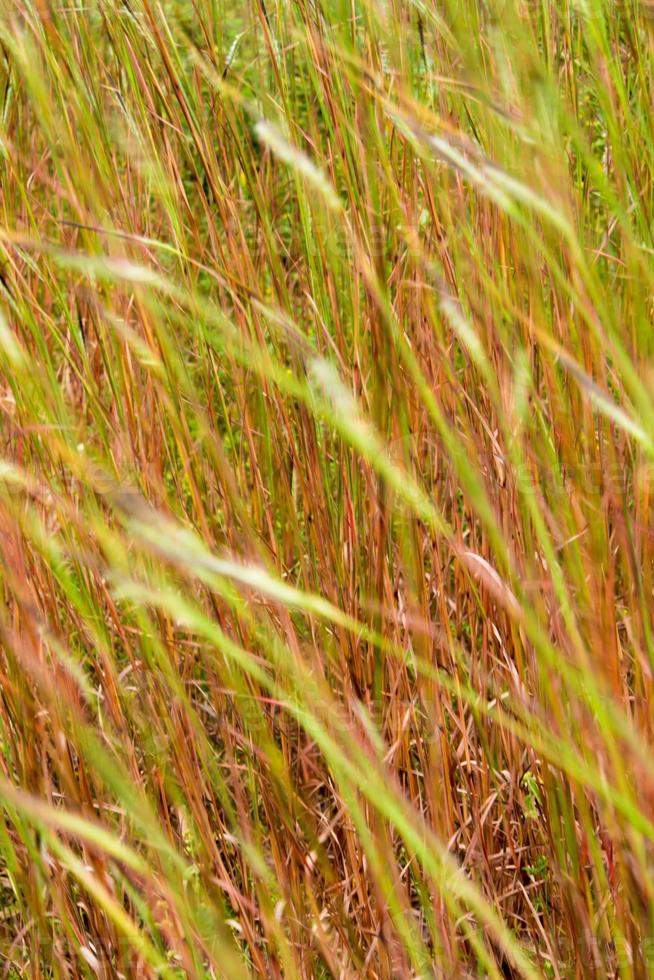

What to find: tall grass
left=0, top=0, right=652, bottom=975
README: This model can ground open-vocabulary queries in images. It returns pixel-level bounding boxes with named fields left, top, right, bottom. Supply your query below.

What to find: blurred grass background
left=0, top=0, right=653, bottom=976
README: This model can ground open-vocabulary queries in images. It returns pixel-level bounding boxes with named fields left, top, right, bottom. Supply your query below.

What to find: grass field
left=0, top=0, right=653, bottom=976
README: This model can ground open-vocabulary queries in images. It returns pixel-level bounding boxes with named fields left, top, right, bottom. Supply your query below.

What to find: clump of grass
left=0, top=0, right=652, bottom=976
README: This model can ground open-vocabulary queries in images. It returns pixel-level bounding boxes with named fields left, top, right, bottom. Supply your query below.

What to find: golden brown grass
left=0, top=0, right=653, bottom=976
